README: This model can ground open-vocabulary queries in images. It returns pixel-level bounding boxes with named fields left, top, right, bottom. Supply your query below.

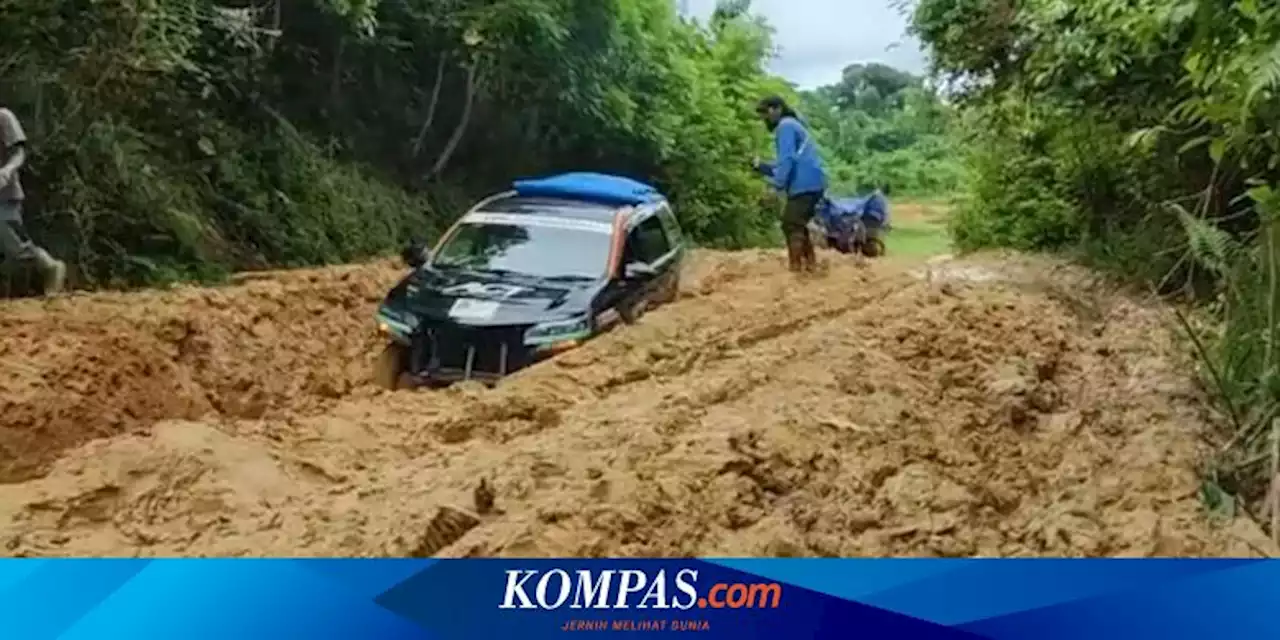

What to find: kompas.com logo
left=498, top=568, right=782, bottom=610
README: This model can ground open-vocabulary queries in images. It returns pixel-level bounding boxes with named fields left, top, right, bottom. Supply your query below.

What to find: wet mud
left=0, top=250, right=1272, bottom=557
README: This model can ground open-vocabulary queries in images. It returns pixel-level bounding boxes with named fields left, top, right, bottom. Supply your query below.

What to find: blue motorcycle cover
left=817, top=191, right=889, bottom=233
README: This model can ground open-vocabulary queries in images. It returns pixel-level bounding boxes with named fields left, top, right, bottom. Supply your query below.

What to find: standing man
left=751, top=95, right=828, bottom=273
left=0, top=106, right=65, bottom=295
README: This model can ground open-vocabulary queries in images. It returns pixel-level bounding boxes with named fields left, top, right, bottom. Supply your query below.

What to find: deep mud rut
left=0, top=250, right=1274, bottom=557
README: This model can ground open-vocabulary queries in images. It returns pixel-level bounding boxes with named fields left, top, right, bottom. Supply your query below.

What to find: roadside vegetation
left=3, top=0, right=795, bottom=292
left=799, top=63, right=962, bottom=199
left=910, top=0, right=1280, bottom=534
left=2, top=0, right=962, bottom=298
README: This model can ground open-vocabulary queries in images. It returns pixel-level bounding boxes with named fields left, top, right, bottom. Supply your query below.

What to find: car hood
left=382, top=267, right=600, bottom=326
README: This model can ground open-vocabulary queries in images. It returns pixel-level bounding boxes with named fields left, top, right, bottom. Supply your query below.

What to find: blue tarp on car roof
left=512, top=172, right=663, bottom=206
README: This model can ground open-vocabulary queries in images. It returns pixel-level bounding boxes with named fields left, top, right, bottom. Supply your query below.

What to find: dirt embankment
left=0, top=264, right=403, bottom=483
left=0, top=251, right=1272, bottom=557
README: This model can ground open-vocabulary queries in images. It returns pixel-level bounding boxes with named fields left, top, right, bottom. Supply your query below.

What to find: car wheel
left=373, top=342, right=408, bottom=390
left=861, top=237, right=886, bottom=258
left=619, top=298, right=648, bottom=324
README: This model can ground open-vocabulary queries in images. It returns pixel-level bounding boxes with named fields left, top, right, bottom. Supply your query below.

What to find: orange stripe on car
left=607, top=207, right=629, bottom=278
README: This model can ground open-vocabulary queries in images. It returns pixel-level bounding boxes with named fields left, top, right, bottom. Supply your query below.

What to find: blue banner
left=2, top=559, right=1278, bottom=639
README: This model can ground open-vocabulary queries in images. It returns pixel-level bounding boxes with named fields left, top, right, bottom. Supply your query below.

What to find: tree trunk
left=268, top=0, right=282, bottom=51
left=328, top=37, right=347, bottom=114
left=412, top=56, right=448, bottom=158
left=427, top=62, right=480, bottom=181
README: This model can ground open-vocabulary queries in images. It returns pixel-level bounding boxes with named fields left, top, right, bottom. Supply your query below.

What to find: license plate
left=450, top=298, right=500, bottom=320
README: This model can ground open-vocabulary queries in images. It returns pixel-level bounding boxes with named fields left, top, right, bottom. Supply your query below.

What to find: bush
left=912, top=0, right=1280, bottom=529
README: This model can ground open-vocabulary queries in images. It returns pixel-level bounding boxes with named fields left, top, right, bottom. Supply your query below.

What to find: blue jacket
left=755, top=116, right=827, bottom=197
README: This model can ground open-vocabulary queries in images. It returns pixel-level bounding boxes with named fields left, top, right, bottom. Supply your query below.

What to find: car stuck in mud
left=373, top=173, right=687, bottom=389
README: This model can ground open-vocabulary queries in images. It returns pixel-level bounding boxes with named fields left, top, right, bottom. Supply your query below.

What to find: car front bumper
left=379, top=324, right=583, bottom=384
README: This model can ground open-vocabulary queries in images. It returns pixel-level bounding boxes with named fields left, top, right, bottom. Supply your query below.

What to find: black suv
left=373, top=174, right=687, bottom=389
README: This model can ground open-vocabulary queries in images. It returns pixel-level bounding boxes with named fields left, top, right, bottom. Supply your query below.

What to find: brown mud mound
left=0, top=251, right=1274, bottom=557
left=0, top=262, right=404, bottom=483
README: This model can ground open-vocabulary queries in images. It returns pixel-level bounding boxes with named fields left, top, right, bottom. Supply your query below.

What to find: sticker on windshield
left=463, top=212, right=612, bottom=234
left=450, top=298, right=500, bottom=320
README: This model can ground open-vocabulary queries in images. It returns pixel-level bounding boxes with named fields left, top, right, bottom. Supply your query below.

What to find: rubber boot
left=787, top=231, right=813, bottom=273
left=33, top=249, right=66, bottom=295
left=799, top=232, right=817, bottom=272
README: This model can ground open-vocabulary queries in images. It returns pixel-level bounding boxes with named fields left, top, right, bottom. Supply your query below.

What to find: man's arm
left=752, top=160, right=776, bottom=178
left=0, top=109, right=28, bottom=184
left=770, top=120, right=799, bottom=192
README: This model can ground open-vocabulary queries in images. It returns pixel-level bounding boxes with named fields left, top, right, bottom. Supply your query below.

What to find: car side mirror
left=401, top=241, right=430, bottom=269
left=623, top=262, right=657, bottom=280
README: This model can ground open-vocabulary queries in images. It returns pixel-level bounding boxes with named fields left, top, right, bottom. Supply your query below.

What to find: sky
left=681, top=0, right=928, bottom=89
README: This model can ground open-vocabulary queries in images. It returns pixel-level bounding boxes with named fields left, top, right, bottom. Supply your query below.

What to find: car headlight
left=376, top=306, right=418, bottom=339
left=524, top=316, right=591, bottom=346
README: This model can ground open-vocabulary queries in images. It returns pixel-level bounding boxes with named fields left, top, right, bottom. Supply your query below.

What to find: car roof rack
left=511, top=172, right=664, bottom=207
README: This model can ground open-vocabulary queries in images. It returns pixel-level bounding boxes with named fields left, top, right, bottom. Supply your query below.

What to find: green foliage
left=797, top=63, right=963, bottom=198
left=911, top=0, right=1280, bottom=524
left=0, top=0, right=787, bottom=290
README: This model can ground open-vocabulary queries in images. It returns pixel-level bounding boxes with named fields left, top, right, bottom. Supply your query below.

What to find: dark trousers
left=781, top=191, right=821, bottom=272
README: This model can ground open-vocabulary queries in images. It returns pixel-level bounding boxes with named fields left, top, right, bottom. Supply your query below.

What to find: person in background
left=750, top=95, right=828, bottom=273
left=0, top=106, right=65, bottom=295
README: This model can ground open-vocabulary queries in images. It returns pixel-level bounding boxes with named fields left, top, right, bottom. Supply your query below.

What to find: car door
left=623, top=212, right=676, bottom=308
left=653, top=202, right=685, bottom=295
left=593, top=214, right=643, bottom=328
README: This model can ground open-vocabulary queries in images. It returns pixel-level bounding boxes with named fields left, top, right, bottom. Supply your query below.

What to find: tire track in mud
left=0, top=251, right=1275, bottom=557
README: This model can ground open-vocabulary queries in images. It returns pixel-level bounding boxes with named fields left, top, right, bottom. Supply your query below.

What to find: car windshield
left=431, top=216, right=611, bottom=281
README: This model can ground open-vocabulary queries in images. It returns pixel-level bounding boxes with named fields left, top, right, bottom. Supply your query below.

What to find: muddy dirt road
left=0, top=250, right=1273, bottom=557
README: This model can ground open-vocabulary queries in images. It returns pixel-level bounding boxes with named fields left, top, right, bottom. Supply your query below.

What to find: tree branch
left=412, top=56, right=448, bottom=158
left=426, top=60, right=481, bottom=181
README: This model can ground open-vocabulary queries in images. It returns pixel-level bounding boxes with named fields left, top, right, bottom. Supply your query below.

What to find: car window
left=627, top=215, right=671, bottom=265
left=433, top=221, right=610, bottom=280
left=657, top=204, right=683, bottom=245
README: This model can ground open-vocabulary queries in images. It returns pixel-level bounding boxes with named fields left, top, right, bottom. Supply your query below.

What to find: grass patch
left=887, top=200, right=952, bottom=258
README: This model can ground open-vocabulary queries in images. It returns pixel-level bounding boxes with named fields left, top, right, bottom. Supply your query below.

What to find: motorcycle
left=808, top=191, right=890, bottom=257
